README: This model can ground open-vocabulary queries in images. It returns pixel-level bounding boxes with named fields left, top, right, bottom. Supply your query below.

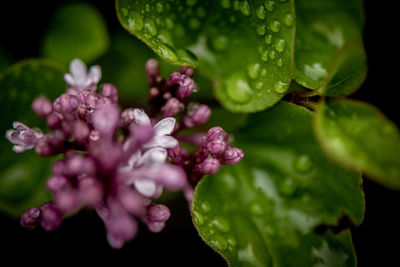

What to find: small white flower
left=64, top=58, right=101, bottom=91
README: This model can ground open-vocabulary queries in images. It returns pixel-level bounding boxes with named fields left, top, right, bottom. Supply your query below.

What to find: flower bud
left=101, top=83, right=118, bottom=103
left=207, top=139, right=227, bottom=156
left=195, top=158, right=220, bottom=174
left=183, top=104, right=211, bottom=127
left=176, top=75, right=195, bottom=99
left=40, top=203, right=62, bottom=231
left=219, top=146, right=244, bottom=165
left=146, top=204, right=170, bottom=222
left=20, top=207, right=41, bottom=230
left=206, top=127, right=229, bottom=143
left=161, top=97, right=183, bottom=117
left=179, top=66, right=194, bottom=76
left=145, top=59, right=160, bottom=86
left=32, top=97, right=53, bottom=118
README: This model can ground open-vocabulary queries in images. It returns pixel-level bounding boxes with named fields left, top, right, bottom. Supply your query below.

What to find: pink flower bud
left=20, top=207, right=41, bottom=230
left=161, top=97, right=183, bottom=117
left=195, top=158, right=220, bottom=174
left=206, top=127, right=229, bottom=143
left=101, top=83, right=118, bottom=103
left=219, top=146, right=244, bottom=165
left=176, top=75, right=195, bottom=99
left=207, top=139, right=227, bottom=156
left=32, top=97, right=53, bottom=118
left=146, top=204, right=170, bottom=222
left=183, top=104, right=211, bottom=127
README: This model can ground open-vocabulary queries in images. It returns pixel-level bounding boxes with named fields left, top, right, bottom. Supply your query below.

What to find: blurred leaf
left=116, top=0, right=295, bottom=112
left=294, top=0, right=366, bottom=96
left=0, top=59, right=65, bottom=216
left=0, top=47, right=13, bottom=73
left=42, top=3, right=110, bottom=64
left=314, top=99, right=400, bottom=189
left=193, top=101, right=364, bottom=266
left=97, top=31, right=179, bottom=107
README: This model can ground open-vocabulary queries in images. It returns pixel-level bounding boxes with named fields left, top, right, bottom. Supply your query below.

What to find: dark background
left=0, top=0, right=398, bottom=265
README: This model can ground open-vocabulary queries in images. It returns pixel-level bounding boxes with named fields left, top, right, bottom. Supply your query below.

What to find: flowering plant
left=0, top=0, right=399, bottom=266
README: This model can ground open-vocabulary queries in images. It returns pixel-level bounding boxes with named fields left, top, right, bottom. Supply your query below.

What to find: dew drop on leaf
left=248, top=63, right=261, bottom=79
left=270, top=20, right=281, bottom=33
left=274, top=81, right=288, bottom=93
left=264, top=0, right=275, bottom=12
left=256, top=5, right=266, bottom=20
left=293, top=155, right=313, bottom=174
left=225, top=73, right=253, bottom=103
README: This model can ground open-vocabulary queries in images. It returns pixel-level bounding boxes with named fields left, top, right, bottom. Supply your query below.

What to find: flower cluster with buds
left=5, top=58, right=243, bottom=248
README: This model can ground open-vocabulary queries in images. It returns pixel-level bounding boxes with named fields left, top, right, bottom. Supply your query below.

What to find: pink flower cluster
left=6, top=58, right=243, bottom=248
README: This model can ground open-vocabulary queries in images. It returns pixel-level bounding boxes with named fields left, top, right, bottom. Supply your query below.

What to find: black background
left=0, top=0, right=399, bottom=265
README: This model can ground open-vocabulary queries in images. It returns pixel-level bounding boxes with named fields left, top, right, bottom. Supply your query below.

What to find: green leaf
left=116, top=0, right=295, bottom=112
left=193, top=101, right=364, bottom=266
left=294, top=0, right=367, bottom=96
left=42, top=3, right=110, bottom=64
left=0, top=59, right=65, bottom=216
left=314, top=99, right=400, bottom=190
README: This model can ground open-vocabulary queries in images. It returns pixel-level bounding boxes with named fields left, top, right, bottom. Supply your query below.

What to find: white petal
left=133, top=109, right=151, bottom=126
left=64, top=73, right=75, bottom=86
left=88, top=65, right=102, bottom=84
left=70, top=59, right=87, bottom=84
left=145, top=135, right=178, bottom=149
left=134, top=179, right=157, bottom=197
left=153, top=117, right=176, bottom=136
left=139, top=148, right=167, bottom=166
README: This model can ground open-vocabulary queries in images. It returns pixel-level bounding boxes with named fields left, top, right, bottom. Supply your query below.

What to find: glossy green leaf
left=116, top=0, right=295, bottom=112
left=0, top=59, right=65, bottom=216
left=314, top=99, right=400, bottom=189
left=193, top=101, right=364, bottom=266
left=42, top=3, right=110, bottom=64
left=294, top=0, right=367, bottom=96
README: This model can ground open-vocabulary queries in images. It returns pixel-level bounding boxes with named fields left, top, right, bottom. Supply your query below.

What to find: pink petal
left=139, top=148, right=167, bottom=166
left=145, top=135, right=178, bottom=149
left=133, top=109, right=151, bottom=126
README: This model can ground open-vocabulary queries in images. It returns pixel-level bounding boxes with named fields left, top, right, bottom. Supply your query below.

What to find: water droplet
left=256, top=5, right=266, bottom=20
left=155, top=3, right=163, bottom=13
left=211, top=235, right=228, bottom=250
left=227, top=236, right=237, bottom=247
left=157, top=43, right=178, bottom=61
left=280, top=177, right=296, bottom=196
left=269, top=50, right=276, bottom=59
left=276, top=58, right=283, bottom=67
left=261, top=68, right=267, bottom=76
left=211, top=35, right=229, bottom=51
left=275, top=39, right=285, bottom=52
left=293, top=155, right=313, bottom=174
left=250, top=203, right=264, bottom=215
left=211, top=216, right=230, bottom=232
left=193, top=211, right=204, bottom=225
left=186, top=0, right=198, bottom=6
left=128, top=12, right=144, bottom=31
left=201, top=202, right=211, bottom=213
left=284, top=13, right=293, bottom=26
left=270, top=21, right=281, bottom=32
left=240, top=1, right=251, bottom=16
left=274, top=81, right=288, bottom=93
left=265, top=34, right=273, bottom=44
left=221, top=0, right=231, bottom=8
left=225, top=73, right=253, bottom=103
left=261, top=50, right=269, bottom=62
left=189, top=18, right=201, bottom=30
left=144, top=20, right=158, bottom=36
left=256, top=24, right=266, bottom=35
left=165, top=18, right=174, bottom=29
left=248, top=63, right=260, bottom=79
left=256, top=81, right=264, bottom=89
left=145, top=3, right=151, bottom=12
left=121, top=8, right=128, bottom=16
left=264, top=0, right=275, bottom=11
